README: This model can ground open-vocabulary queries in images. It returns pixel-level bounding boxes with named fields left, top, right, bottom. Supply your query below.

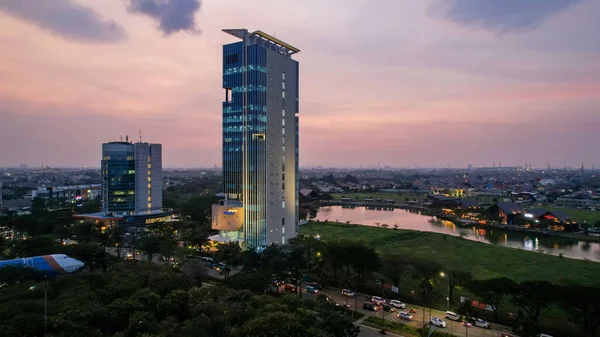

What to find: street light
left=29, top=275, right=48, bottom=336
left=440, top=272, right=450, bottom=310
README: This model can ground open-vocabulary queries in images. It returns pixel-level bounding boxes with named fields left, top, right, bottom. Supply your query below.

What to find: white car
left=430, top=317, right=447, bottom=328
left=389, top=300, right=406, bottom=309
left=398, top=312, right=413, bottom=321
left=371, top=296, right=386, bottom=305
left=472, top=318, right=490, bottom=329
left=342, top=289, right=355, bottom=297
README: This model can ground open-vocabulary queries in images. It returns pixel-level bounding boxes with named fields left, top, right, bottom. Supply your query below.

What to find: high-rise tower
left=213, top=29, right=299, bottom=249
left=101, top=140, right=162, bottom=216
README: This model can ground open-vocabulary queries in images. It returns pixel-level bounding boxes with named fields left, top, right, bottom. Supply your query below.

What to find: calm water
left=315, top=206, right=600, bottom=262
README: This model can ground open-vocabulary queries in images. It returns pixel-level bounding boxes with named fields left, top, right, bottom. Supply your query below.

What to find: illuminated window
left=148, top=177, right=151, bottom=182
left=147, top=164, right=151, bottom=169
left=147, top=203, right=152, bottom=208
left=282, top=91, right=285, bottom=98
left=103, top=156, right=110, bottom=160
left=147, top=184, right=151, bottom=188
left=282, top=201, right=285, bottom=208
left=282, top=128, right=285, bottom=135
left=147, top=197, right=151, bottom=202
left=147, top=170, right=151, bottom=175
left=127, top=156, right=134, bottom=160
left=282, top=119, right=285, bottom=126
left=282, top=82, right=285, bottom=89
left=282, top=72, right=285, bottom=80
left=282, top=109, right=285, bottom=116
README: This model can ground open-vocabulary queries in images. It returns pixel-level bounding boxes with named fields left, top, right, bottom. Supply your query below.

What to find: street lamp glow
left=440, top=272, right=446, bottom=277
left=316, top=252, right=322, bottom=257
left=315, top=234, right=320, bottom=240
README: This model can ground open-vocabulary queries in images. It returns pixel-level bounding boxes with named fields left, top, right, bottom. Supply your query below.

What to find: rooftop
left=223, top=28, right=300, bottom=56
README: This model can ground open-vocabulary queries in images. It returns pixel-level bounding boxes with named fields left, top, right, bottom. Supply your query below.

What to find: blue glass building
left=216, top=29, right=300, bottom=249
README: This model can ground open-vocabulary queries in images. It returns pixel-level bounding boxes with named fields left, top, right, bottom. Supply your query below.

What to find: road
left=298, top=285, right=515, bottom=337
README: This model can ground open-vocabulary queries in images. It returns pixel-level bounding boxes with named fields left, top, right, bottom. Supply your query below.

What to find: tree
left=139, top=233, right=161, bottom=262
left=214, top=242, right=242, bottom=278
left=557, top=285, right=600, bottom=337
left=446, top=270, right=472, bottom=307
left=467, top=277, right=515, bottom=320
left=380, top=254, right=409, bottom=288
left=511, top=281, right=554, bottom=336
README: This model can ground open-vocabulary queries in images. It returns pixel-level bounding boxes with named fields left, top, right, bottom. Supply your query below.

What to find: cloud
left=128, top=0, right=201, bottom=36
left=431, top=0, right=586, bottom=34
left=0, top=0, right=126, bottom=42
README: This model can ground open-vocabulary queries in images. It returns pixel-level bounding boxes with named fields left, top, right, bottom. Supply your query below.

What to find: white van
left=445, top=311, right=461, bottom=321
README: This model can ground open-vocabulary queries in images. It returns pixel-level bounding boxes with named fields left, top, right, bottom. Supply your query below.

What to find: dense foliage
left=0, top=261, right=358, bottom=337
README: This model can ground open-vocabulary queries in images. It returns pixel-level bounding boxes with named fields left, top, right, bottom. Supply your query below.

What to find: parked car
left=305, top=285, right=319, bottom=295
left=341, top=289, right=355, bottom=297
left=398, top=312, right=413, bottom=321
left=284, top=284, right=297, bottom=293
left=200, top=256, right=213, bottom=263
left=371, top=296, right=386, bottom=305
left=389, top=300, right=406, bottom=309
left=469, top=318, right=490, bottom=329
left=430, top=317, right=447, bottom=328
left=382, top=304, right=396, bottom=312
left=362, top=302, right=379, bottom=311
left=445, top=311, right=461, bottom=321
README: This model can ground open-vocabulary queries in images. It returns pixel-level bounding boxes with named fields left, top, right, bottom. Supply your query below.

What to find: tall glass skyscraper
left=214, top=29, right=299, bottom=249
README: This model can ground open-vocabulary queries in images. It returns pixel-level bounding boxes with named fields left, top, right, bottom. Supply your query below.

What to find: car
left=470, top=318, right=490, bottom=329
left=382, top=304, right=396, bottom=312
left=305, top=285, right=319, bottom=295
left=308, top=282, right=323, bottom=290
left=371, top=296, right=386, bottom=305
left=317, top=294, right=333, bottom=303
left=200, top=256, right=213, bottom=263
left=398, top=312, right=413, bottom=321
left=445, top=311, right=461, bottom=321
left=362, top=302, right=379, bottom=311
left=389, top=300, right=406, bottom=309
left=341, top=289, right=355, bottom=297
left=284, top=284, right=297, bottom=293
left=430, top=317, right=447, bottom=328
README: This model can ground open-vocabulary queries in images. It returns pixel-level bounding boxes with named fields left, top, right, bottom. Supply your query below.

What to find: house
left=485, top=202, right=523, bottom=225
left=425, top=194, right=458, bottom=209
left=457, top=200, right=479, bottom=209
left=526, top=208, right=579, bottom=232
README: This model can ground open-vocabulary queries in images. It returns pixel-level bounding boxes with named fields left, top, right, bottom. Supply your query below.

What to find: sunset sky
left=1, top=0, right=599, bottom=168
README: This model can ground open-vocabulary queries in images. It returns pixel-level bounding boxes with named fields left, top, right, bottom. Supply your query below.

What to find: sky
left=1, top=0, right=599, bottom=169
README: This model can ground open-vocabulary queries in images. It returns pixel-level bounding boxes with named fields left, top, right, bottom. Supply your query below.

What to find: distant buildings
left=31, top=184, right=101, bottom=203
left=212, top=29, right=300, bottom=249
left=74, top=139, right=170, bottom=228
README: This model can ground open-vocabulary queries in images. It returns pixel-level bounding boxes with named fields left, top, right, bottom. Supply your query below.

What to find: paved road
left=299, top=285, right=515, bottom=337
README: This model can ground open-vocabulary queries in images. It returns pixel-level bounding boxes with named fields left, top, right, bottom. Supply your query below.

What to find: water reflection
left=315, top=206, right=600, bottom=261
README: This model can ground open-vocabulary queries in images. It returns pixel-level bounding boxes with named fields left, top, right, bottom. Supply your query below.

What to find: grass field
left=299, top=222, right=600, bottom=286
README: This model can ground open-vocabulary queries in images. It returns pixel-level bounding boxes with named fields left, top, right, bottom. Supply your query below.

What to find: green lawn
left=546, top=207, right=600, bottom=224
left=299, top=222, right=600, bottom=286
left=330, top=192, right=429, bottom=202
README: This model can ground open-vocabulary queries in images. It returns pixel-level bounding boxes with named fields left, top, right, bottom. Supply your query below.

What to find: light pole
left=440, top=272, right=450, bottom=310
left=44, top=276, right=47, bottom=336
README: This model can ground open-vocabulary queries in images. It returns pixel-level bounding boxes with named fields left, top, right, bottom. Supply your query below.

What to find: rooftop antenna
left=126, top=135, right=129, bottom=143
left=120, top=135, right=123, bottom=142
left=139, top=129, right=142, bottom=143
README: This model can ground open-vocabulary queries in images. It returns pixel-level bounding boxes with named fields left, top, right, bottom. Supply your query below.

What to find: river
left=315, top=206, right=600, bottom=262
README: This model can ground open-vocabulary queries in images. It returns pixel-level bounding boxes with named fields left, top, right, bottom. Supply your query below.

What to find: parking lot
left=299, top=284, right=515, bottom=337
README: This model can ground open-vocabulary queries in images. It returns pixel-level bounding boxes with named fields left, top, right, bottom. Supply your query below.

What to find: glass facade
left=101, top=143, right=135, bottom=213
left=220, top=29, right=299, bottom=250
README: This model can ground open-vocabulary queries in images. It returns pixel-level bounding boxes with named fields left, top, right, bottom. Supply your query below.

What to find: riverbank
left=299, top=221, right=600, bottom=286
left=445, top=215, right=600, bottom=244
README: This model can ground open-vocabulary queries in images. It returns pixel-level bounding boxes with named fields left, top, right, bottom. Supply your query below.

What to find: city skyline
left=1, top=0, right=599, bottom=168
